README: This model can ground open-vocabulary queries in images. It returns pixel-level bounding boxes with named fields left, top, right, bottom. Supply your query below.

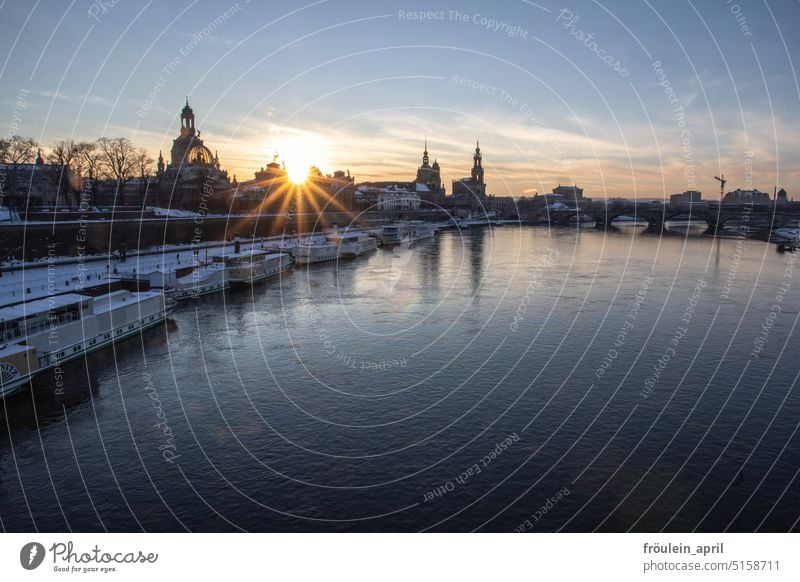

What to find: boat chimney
left=234, top=237, right=241, bottom=255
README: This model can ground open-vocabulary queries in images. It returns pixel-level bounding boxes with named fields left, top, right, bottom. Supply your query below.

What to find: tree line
left=0, top=135, right=154, bottom=184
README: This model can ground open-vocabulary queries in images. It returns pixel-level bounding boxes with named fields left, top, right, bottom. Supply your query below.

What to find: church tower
left=414, top=139, right=445, bottom=205
left=180, top=98, right=196, bottom=138
left=471, top=141, right=484, bottom=184
left=431, top=158, right=441, bottom=191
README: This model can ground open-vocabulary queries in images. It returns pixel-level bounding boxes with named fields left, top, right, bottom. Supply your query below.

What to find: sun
left=269, top=134, right=330, bottom=185
left=288, top=166, right=309, bottom=184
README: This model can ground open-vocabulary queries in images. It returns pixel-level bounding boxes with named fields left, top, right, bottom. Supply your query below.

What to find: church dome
left=186, top=143, right=214, bottom=165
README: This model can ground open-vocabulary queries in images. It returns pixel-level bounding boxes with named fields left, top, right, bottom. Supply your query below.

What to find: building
left=539, top=184, right=586, bottom=207
left=355, top=183, right=419, bottom=211
left=450, top=141, right=489, bottom=213
left=414, top=140, right=446, bottom=207
left=155, top=100, right=230, bottom=210
left=307, top=168, right=356, bottom=212
left=377, top=186, right=419, bottom=211
left=777, top=188, right=788, bottom=204
left=233, top=157, right=289, bottom=213
left=0, top=150, right=76, bottom=210
left=234, top=160, right=355, bottom=214
left=353, top=185, right=378, bottom=212
left=722, top=188, right=771, bottom=204
left=670, top=190, right=702, bottom=206
left=551, top=184, right=584, bottom=200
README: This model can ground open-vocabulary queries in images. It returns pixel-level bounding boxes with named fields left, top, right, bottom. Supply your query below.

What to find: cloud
left=28, top=90, right=111, bottom=108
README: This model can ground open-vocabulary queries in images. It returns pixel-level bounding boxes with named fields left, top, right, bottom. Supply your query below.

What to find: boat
left=408, top=221, right=436, bottom=241
left=295, top=230, right=377, bottom=264
left=325, top=230, right=379, bottom=258
left=0, top=290, right=174, bottom=398
left=263, top=237, right=305, bottom=257
left=261, top=252, right=293, bottom=276
left=216, top=249, right=292, bottom=285
left=378, top=223, right=413, bottom=245
left=293, top=241, right=339, bottom=265
left=456, top=216, right=491, bottom=228
left=167, top=263, right=229, bottom=300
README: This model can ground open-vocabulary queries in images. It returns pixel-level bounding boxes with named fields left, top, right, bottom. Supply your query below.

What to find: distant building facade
left=541, top=184, right=585, bottom=206
left=722, top=189, right=771, bottom=204
left=0, top=150, right=76, bottom=210
left=777, top=188, right=788, bottom=204
left=552, top=184, right=584, bottom=200
left=670, top=190, right=702, bottom=206
left=234, top=158, right=288, bottom=213
left=355, top=183, right=419, bottom=211
left=308, top=168, right=356, bottom=212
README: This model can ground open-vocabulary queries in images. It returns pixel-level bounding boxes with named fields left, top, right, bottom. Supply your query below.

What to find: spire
left=180, top=99, right=195, bottom=137
left=422, top=137, right=429, bottom=166
left=471, top=140, right=483, bottom=184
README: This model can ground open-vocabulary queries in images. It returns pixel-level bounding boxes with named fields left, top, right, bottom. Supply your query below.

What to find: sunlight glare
left=271, top=134, right=329, bottom=185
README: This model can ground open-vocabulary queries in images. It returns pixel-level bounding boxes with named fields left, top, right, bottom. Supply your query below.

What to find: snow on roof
left=0, top=343, right=34, bottom=356
left=0, top=293, right=90, bottom=321
left=93, top=290, right=163, bottom=315
left=415, top=183, right=431, bottom=192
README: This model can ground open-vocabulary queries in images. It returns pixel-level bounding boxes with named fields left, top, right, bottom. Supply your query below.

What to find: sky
left=1, top=0, right=799, bottom=199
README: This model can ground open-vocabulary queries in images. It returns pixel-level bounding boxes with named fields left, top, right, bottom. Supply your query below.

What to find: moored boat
left=0, top=290, right=174, bottom=398
left=378, top=223, right=413, bottom=246
left=408, top=221, right=436, bottom=241
left=224, top=250, right=266, bottom=286
left=295, top=230, right=377, bottom=264
left=167, top=263, right=229, bottom=300
left=326, top=230, right=378, bottom=258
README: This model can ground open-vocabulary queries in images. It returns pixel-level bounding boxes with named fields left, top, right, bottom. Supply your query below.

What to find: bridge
left=541, top=200, right=800, bottom=235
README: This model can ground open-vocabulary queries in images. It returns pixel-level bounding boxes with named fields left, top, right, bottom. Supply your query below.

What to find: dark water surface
left=2, top=226, right=799, bottom=532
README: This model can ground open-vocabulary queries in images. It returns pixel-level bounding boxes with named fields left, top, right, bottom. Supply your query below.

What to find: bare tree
left=97, top=137, right=136, bottom=206
left=0, top=136, right=39, bottom=217
left=76, top=142, right=102, bottom=205
left=47, top=139, right=82, bottom=204
left=48, top=139, right=78, bottom=167
left=76, top=142, right=101, bottom=178
left=133, top=147, right=154, bottom=207
left=1, top=135, right=37, bottom=165
left=134, top=147, right=154, bottom=178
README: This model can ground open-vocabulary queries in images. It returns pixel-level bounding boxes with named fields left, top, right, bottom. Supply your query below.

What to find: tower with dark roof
left=414, top=139, right=445, bottom=205
left=157, top=99, right=230, bottom=209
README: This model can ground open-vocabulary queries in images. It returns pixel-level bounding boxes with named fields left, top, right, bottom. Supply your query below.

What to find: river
left=1, top=225, right=799, bottom=532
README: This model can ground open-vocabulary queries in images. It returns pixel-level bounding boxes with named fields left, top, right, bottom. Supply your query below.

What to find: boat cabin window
left=0, top=302, right=82, bottom=341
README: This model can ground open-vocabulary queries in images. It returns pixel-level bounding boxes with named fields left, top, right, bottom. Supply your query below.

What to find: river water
left=2, top=225, right=799, bottom=532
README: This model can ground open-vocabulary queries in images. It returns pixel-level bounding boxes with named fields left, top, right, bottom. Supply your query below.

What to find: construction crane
left=714, top=174, right=726, bottom=202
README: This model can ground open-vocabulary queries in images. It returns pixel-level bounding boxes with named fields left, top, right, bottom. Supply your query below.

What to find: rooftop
left=0, top=293, right=89, bottom=321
